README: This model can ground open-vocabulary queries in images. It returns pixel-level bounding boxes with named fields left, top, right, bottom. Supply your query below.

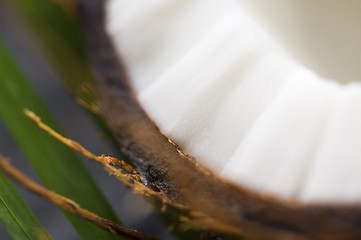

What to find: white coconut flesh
left=105, top=0, right=361, bottom=204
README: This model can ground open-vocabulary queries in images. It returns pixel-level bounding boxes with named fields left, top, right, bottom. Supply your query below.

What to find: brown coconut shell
left=76, top=0, right=361, bottom=239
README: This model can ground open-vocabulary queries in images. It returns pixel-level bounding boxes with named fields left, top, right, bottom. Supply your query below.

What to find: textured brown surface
left=77, top=0, right=361, bottom=239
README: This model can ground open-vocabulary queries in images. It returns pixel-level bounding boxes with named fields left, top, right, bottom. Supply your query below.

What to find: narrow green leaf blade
left=0, top=170, right=50, bottom=240
left=0, top=38, right=121, bottom=239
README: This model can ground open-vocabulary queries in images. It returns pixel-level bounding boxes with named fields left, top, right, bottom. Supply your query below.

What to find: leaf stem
left=0, top=155, right=159, bottom=240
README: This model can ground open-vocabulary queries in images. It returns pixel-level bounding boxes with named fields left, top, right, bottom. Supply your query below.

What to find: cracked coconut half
left=77, top=0, right=361, bottom=239
left=105, top=0, right=361, bottom=203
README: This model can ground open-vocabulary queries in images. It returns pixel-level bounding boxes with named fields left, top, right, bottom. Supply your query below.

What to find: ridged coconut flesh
left=105, top=0, right=361, bottom=204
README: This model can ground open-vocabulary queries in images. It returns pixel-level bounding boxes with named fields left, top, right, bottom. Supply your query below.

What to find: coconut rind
left=76, top=0, right=361, bottom=239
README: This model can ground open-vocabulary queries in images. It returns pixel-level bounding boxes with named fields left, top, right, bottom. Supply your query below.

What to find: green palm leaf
left=0, top=38, right=121, bottom=240
left=0, top=170, right=50, bottom=240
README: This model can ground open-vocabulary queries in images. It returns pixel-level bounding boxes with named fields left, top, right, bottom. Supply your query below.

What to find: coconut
left=77, top=0, right=361, bottom=239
